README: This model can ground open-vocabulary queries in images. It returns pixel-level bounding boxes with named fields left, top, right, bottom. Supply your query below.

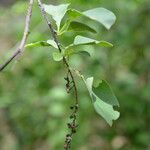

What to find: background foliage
left=0, top=0, right=150, bottom=150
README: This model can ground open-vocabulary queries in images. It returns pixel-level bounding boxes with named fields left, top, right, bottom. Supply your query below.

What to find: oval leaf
left=74, top=35, right=113, bottom=47
left=83, top=7, right=116, bottom=30
left=67, top=8, right=116, bottom=30
left=64, top=36, right=112, bottom=57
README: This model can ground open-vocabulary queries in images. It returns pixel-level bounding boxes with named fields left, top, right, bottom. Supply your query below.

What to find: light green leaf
left=25, top=41, right=50, bottom=48
left=93, top=80, right=119, bottom=106
left=52, top=52, right=63, bottom=61
left=74, top=35, right=113, bottom=47
left=67, top=7, right=116, bottom=30
left=25, top=40, right=58, bottom=49
left=85, top=77, right=120, bottom=126
left=64, top=35, right=112, bottom=57
left=47, top=39, right=58, bottom=49
left=93, top=96, right=120, bottom=126
left=83, top=7, right=116, bottom=30
left=43, top=3, right=70, bottom=30
left=85, top=77, right=94, bottom=95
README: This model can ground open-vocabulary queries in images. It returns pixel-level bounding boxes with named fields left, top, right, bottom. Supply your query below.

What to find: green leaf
left=43, top=3, right=70, bottom=30
left=64, top=35, right=112, bottom=57
left=93, top=80, right=119, bottom=106
left=58, top=19, right=71, bottom=35
left=68, top=21, right=96, bottom=33
left=75, top=51, right=91, bottom=57
left=85, top=77, right=120, bottom=126
left=25, top=40, right=58, bottom=49
left=83, top=7, right=116, bottom=30
left=59, top=20, right=96, bottom=35
left=67, top=7, right=116, bottom=30
left=67, top=9, right=82, bottom=19
left=25, top=41, right=50, bottom=48
left=47, top=39, right=58, bottom=49
left=52, top=52, right=63, bottom=61
left=59, top=7, right=116, bottom=34
left=93, top=96, right=120, bottom=126
left=64, top=47, right=90, bottom=57
left=74, top=35, right=113, bottom=47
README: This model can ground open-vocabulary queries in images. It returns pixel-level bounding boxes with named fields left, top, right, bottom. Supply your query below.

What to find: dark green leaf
left=67, top=7, right=116, bottom=29
left=93, top=80, right=119, bottom=106
left=64, top=47, right=91, bottom=57
left=59, top=20, right=96, bottom=35
left=68, top=21, right=96, bottom=33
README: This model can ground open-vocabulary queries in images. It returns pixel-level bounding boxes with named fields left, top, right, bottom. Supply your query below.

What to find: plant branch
left=37, top=1, right=79, bottom=149
left=0, top=0, right=34, bottom=72
left=37, top=0, right=61, bottom=52
left=37, top=0, right=78, bottom=104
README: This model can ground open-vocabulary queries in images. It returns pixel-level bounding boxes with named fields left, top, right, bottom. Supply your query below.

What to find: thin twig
left=0, top=0, right=34, bottom=72
left=37, top=1, right=79, bottom=149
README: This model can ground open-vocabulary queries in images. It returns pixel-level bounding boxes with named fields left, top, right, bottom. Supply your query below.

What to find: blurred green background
left=0, top=0, right=150, bottom=150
